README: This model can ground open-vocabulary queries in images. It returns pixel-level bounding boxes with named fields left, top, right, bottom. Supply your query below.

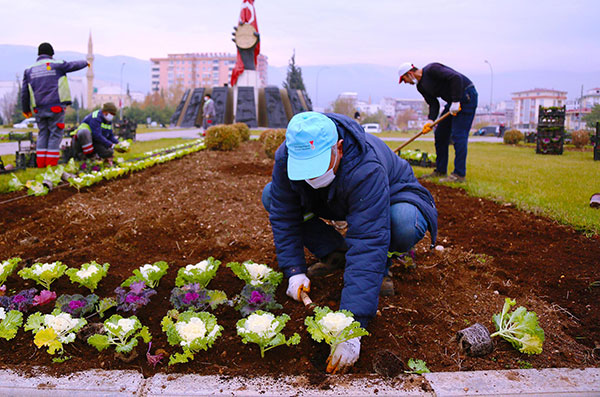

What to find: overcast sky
left=2, top=0, right=599, bottom=74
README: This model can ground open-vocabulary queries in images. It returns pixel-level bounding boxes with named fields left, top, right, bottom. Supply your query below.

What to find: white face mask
left=305, top=146, right=338, bottom=189
left=104, top=113, right=114, bottom=122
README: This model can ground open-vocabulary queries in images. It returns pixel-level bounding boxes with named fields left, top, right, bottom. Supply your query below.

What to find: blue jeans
left=434, top=85, right=478, bottom=177
left=262, top=182, right=427, bottom=258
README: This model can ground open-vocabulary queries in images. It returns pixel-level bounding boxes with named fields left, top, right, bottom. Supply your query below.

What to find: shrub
left=232, top=123, right=250, bottom=142
left=571, top=130, right=590, bottom=148
left=261, top=129, right=286, bottom=159
left=503, top=129, right=524, bottom=145
left=205, top=125, right=241, bottom=151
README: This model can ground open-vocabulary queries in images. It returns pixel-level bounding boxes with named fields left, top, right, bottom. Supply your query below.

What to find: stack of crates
left=594, top=122, right=600, bottom=161
left=536, top=106, right=565, bottom=155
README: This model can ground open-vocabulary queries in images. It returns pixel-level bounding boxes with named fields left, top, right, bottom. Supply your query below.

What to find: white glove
left=449, top=102, right=461, bottom=115
left=286, top=273, right=310, bottom=301
left=326, top=337, right=361, bottom=374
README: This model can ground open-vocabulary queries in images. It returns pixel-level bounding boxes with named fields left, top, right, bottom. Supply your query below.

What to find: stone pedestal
left=233, top=70, right=259, bottom=123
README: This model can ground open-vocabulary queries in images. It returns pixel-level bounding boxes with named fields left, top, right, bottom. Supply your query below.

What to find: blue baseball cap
left=286, top=112, right=338, bottom=180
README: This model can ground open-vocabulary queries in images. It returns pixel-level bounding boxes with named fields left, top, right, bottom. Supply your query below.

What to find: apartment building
left=150, top=53, right=268, bottom=93
left=512, top=88, right=567, bottom=130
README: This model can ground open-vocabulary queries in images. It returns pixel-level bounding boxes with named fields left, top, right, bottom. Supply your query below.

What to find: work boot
left=380, top=271, right=395, bottom=296
left=421, top=170, right=446, bottom=179
left=307, top=249, right=347, bottom=278
left=439, top=173, right=466, bottom=183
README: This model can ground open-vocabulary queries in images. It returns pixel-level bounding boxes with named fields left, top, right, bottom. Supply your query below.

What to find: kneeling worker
left=73, top=102, right=123, bottom=162
left=262, top=111, right=438, bottom=373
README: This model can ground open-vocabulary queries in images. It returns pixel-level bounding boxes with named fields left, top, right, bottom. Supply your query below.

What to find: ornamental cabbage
left=55, top=294, right=99, bottom=318
left=25, top=309, right=87, bottom=355
left=7, top=174, right=24, bottom=192
left=227, top=261, right=283, bottom=291
left=161, top=310, right=223, bottom=365
left=169, top=283, right=227, bottom=311
left=87, top=314, right=151, bottom=353
left=122, top=261, right=169, bottom=288
left=236, top=311, right=300, bottom=358
left=234, top=285, right=282, bottom=317
left=0, top=288, right=38, bottom=312
left=305, top=306, right=369, bottom=356
left=115, top=281, right=157, bottom=313
left=0, top=307, right=23, bottom=340
left=490, top=298, right=545, bottom=355
left=175, top=257, right=221, bottom=288
left=0, top=257, right=21, bottom=288
left=65, top=261, right=109, bottom=292
left=27, top=180, right=49, bottom=196
left=18, top=261, right=67, bottom=290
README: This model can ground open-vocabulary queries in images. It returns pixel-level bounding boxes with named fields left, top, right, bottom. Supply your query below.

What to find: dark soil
left=0, top=140, right=598, bottom=378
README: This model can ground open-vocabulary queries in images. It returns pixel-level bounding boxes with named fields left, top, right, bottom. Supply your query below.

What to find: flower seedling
left=0, top=257, right=21, bottom=288
left=122, top=261, right=169, bottom=289
left=236, top=311, right=300, bottom=358
left=115, top=139, right=132, bottom=153
left=27, top=180, right=49, bottom=196
left=161, top=310, right=223, bottom=365
left=96, top=297, right=118, bottom=319
left=0, top=288, right=38, bottom=312
left=25, top=309, right=87, bottom=358
left=490, top=298, right=545, bottom=355
left=234, top=285, right=282, bottom=317
left=406, top=358, right=430, bottom=374
left=305, top=306, right=369, bottom=357
left=169, top=284, right=227, bottom=311
left=0, top=307, right=23, bottom=340
left=55, top=294, right=99, bottom=318
left=115, top=281, right=157, bottom=313
left=33, top=290, right=56, bottom=306
left=227, top=261, right=283, bottom=291
left=18, top=261, right=67, bottom=291
left=146, top=342, right=165, bottom=368
left=175, top=257, right=221, bottom=288
left=87, top=314, right=151, bottom=354
left=7, top=174, right=24, bottom=192
left=65, top=261, right=110, bottom=292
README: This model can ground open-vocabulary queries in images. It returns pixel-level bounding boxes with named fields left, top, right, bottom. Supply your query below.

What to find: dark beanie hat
left=38, top=42, right=54, bottom=56
left=102, top=102, right=118, bottom=114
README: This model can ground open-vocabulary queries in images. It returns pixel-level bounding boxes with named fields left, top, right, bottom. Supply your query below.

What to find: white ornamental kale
left=66, top=261, right=110, bottom=292
left=0, top=308, right=24, bottom=340
left=25, top=309, right=87, bottom=355
left=227, top=261, right=283, bottom=290
left=0, top=257, right=21, bottom=287
left=175, top=257, right=221, bottom=288
left=122, top=261, right=169, bottom=288
left=18, top=261, right=67, bottom=290
left=305, top=306, right=369, bottom=355
left=87, top=314, right=151, bottom=354
left=161, top=310, right=223, bottom=365
left=236, top=311, right=300, bottom=358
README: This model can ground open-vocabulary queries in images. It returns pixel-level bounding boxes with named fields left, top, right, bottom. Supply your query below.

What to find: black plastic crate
left=594, top=122, right=600, bottom=161
left=536, top=106, right=565, bottom=155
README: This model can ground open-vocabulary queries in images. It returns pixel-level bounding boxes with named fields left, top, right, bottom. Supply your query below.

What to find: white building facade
left=512, top=88, right=567, bottom=130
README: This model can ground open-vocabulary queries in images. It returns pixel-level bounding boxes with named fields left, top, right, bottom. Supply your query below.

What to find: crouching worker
left=73, top=102, right=124, bottom=163
left=262, top=111, right=438, bottom=373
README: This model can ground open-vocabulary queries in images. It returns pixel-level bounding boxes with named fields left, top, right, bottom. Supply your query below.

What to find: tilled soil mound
left=0, top=140, right=598, bottom=378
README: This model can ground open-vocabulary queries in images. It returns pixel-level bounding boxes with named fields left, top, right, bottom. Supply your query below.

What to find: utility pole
left=484, top=60, right=493, bottom=114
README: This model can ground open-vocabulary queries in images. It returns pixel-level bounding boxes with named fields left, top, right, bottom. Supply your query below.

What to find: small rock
left=435, top=245, right=444, bottom=251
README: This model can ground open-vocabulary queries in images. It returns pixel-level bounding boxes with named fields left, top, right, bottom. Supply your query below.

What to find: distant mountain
left=2, top=45, right=597, bottom=109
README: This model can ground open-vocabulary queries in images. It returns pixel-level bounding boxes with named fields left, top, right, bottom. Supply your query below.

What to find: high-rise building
left=150, top=53, right=268, bottom=93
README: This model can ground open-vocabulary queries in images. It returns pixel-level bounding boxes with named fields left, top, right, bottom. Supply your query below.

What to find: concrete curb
left=0, top=367, right=597, bottom=396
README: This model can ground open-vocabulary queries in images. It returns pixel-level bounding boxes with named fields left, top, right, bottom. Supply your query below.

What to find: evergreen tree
left=283, top=51, right=306, bottom=91
left=12, top=74, right=23, bottom=123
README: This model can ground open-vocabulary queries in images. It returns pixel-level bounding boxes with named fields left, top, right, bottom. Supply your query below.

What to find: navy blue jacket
left=417, top=63, right=474, bottom=120
left=80, top=110, right=118, bottom=148
left=269, top=113, right=438, bottom=326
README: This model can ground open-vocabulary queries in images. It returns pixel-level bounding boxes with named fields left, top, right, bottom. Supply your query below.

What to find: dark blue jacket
left=417, top=62, right=474, bottom=120
left=80, top=110, right=118, bottom=148
left=22, top=55, right=87, bottom=112
left=269, top=113, right=438, bottom=326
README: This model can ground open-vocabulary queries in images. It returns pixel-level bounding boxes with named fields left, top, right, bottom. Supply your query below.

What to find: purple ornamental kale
left=0, top=288, right=38, bottom=312
left=236, top=285, right=282, bottom=317
left=115, top=282, right=156, bottom=313
left=169, top=283, right=211, bottom=310
left=146, top=342, right=164, bottom=368
left=56, top=294, right=99, bottom=317
left=33, top=290, right=57, bottom=306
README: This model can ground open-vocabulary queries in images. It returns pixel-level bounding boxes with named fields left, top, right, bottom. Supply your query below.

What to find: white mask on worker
left=409, top=76, right=418, bottom=84
left=104, top=113, right=114, bottom=122
left=305, top=146, right=338, bottom=189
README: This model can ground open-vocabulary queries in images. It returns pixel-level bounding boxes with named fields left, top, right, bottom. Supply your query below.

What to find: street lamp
left=484, top=60, right=493, bottom=113
left=119, top=62, right=126, bottom=119
left=315, top=66, right=329, bottom=110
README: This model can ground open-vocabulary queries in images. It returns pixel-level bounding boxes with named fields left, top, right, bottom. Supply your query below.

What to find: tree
left=328, top=98, right=355, bottom=118
left=395, top=109, right=416, bottom=131
left=283, top=51, right=306, bottom=91
left=0, top=90, right=17, bottom=125
left=362, top=110, right=389, bottom=129
left=583, top=104, right=600, bottom=129
left=12, top=75, right=24, bottom=123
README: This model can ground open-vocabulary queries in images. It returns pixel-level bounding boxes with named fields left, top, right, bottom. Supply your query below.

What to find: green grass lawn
left=390, top=140, right=600, bottom=235
left=0, top=138, right=188, bottom=194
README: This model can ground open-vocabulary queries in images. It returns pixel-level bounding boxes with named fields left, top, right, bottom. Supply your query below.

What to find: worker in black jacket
left=398, top=62, right=478, bottom=182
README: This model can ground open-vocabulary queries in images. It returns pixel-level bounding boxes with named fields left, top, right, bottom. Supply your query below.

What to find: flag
left=230, top=0, right=259, bottom=86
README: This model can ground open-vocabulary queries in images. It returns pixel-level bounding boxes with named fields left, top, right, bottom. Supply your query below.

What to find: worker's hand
left=286, top=273, right=310, bottom=301
left=449, top=102, right=461, bottom=115
left=22, top=111, right=33, bottom=118
left=422, top=120, right=435, bottom=134
left=326, top=337, right=361, bottom=374
left=87, top=62, right=91, bottom=68
left=114, top=145, right=126, bottom=153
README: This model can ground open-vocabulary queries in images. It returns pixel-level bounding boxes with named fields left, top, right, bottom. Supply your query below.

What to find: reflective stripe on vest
left=28, top=84, right=36, bottom=109
left=101, top=123, right=112, bottom=130
left=58, top=75, right=71, bottom=103
left=72, top=122, right=92, bottom=136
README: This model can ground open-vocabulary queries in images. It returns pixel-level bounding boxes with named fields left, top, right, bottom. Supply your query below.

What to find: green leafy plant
left=204, top=125, right=241, bottom=151
left=65, top=261, right=110, bottom=292
left=227, top=261, right=283, bottom=291
left=18, top=261, right=67, bottom=290
left=121, top=261, right=169, bottom=288
left=96, top=297, right=117, bottom=319
left=0, top=257, right=21, bottom=288
left=490, top=298, right=545, bottom=355
left=0, top=308, right=23, bottom=340
left=503, top=129, right=524, bottom=145
left=407, top=358, right=431, bottom=374
left=236, top=311, right=300, bottom=358
left=7, top=174, right=24, bottom=192
left=175, top=257, right=221, bottom=288
left=161, top=310, right=223, bottom=365
left=25, top=309, right=87, bottom=356
left=26, top=180, right=49, bottom=196
left=305, top=306, right=369, bottom=357
left=87, top=314, right=151, bottom=353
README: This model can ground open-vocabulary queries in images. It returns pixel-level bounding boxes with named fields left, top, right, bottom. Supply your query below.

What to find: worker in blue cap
left=261, top=111, right=438, bottom=373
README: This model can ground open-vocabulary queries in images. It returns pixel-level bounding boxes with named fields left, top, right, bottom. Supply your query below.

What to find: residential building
left=379, top=97, right=397, bottom=118
left=512, top=88, right=567, bottom=130
left=150, top=53, right=268, bottom=93
left=395, top=98, right=426, bottom=117
left=579, top=87, right=600, bottom=109
left=565, top=88, right=600, bottom=130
